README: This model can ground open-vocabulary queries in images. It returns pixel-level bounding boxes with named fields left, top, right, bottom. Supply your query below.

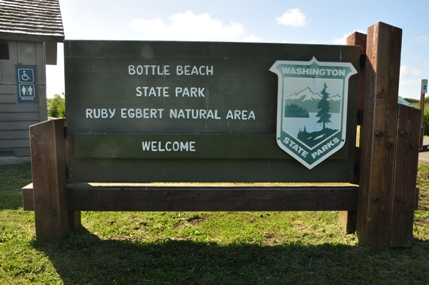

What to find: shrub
left=47, top=93, right=65, bottom=118
left=424, top=108, right=429, bottom=136
left=404, top=97, right=419, bottom=105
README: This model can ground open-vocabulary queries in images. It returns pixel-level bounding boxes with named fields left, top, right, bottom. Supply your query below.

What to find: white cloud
left=130, top=11, right=245, bottom=41
left=400, top=65, right=423, bottom=78
left=240, top=34, right=263, bottom=42
left=415, top=35, right=429, bottom=43
left=332, top=34, right=348, bottom=45
left=399, top=78, right=424, bottom=99
left=276, top=8, right=307, bottom=27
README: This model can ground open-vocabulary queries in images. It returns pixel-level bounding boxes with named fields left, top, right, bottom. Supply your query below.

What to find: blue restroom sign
left=16, top=66, right=37, bottom=103
left=423, top=79, right=428, bottom=94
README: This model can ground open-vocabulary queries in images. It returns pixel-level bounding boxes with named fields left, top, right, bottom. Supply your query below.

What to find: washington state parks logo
left=270, top=57, right=357, bottom=169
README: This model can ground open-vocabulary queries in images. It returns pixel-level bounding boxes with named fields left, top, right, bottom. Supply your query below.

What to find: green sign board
left=65, top=41, right=360, bottom=182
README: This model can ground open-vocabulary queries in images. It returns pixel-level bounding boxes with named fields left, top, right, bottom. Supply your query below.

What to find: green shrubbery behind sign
left=47, top=93, right=65, bottom=118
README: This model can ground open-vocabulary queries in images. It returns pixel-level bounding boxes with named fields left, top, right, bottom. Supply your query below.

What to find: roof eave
left=0, top=31, right=64, bottom=43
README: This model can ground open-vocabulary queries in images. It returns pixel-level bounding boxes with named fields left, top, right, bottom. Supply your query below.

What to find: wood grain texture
left=356, top=22, right=402, bottom=249
left=346, top=32, right=367, bottom=114
left=390, top=105, right=420, bottom=247
left=23, top=183, right=358, bottom=212
left=340, top=32, right=367, bottom=234
left=30, top=119, right=69, bottom=240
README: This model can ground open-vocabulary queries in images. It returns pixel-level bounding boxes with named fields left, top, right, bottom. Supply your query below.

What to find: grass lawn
left=1, top=162, right=429, bottom=284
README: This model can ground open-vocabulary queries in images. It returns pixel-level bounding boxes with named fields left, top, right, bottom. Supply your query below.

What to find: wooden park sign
left=64, top=40, right=359, bottom=182
left=23, top=22, right=421, bottom=249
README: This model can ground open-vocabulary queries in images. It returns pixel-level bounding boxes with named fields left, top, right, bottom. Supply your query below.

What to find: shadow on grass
left=32, top=227, right=429, bottom=285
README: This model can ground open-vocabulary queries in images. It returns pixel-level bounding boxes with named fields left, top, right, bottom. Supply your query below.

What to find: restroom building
left=0, top=0, right=64, bottom=157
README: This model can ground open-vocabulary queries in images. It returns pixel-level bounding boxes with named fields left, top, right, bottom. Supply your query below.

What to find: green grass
left=1, top=163, right=429, bottom=284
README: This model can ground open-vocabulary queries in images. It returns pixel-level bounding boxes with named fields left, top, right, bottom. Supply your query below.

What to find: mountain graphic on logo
left=285, top=87, right=341, bottom=113
left=287, top=87, right=320, bottom=101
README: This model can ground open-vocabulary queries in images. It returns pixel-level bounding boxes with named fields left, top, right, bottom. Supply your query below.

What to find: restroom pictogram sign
left=16, top=66, right=37, bottom=103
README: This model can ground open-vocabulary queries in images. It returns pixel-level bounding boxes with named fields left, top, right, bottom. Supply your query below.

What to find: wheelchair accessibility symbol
left=21, top=71, right=31, bottom=81
left=17, top=67, right=35, bottom=83
left=16, top=66, right=37, bottom=102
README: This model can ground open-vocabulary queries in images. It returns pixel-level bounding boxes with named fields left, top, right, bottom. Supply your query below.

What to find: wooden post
left=30, top=119, right=69, bottom=240
left=420, top=81, right=425, bottom=127
left=340, top=31, right=367, bottom=234
left=390, top=105, right=420, bottom=247
left=346, top=32, right=367, bottom=117
left=356, top=22, right=402, bottom=249
left=420, top=80, right=426, bottom=148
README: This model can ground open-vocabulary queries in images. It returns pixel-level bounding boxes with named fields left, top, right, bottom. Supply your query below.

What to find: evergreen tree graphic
left=316, top=83, right=332, bottom=130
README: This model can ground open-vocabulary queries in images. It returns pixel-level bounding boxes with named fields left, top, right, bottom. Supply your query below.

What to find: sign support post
left=30, top=119, right=79, bottom=240
left=356, top=22, right=419, bottom=248
left=420, top=79, right=428, bottom=147
left=340, top=31, right=367, bottom=234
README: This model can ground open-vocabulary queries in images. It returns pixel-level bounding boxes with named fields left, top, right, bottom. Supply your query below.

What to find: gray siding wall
left=0, top=41, right=47, bottom=157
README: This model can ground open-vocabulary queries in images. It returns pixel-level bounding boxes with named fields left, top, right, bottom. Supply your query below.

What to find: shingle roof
left=0, top=0, right=64, bottom=42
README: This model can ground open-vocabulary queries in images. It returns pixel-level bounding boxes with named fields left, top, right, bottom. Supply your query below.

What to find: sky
left=47, top=0, right=429, bottom=99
